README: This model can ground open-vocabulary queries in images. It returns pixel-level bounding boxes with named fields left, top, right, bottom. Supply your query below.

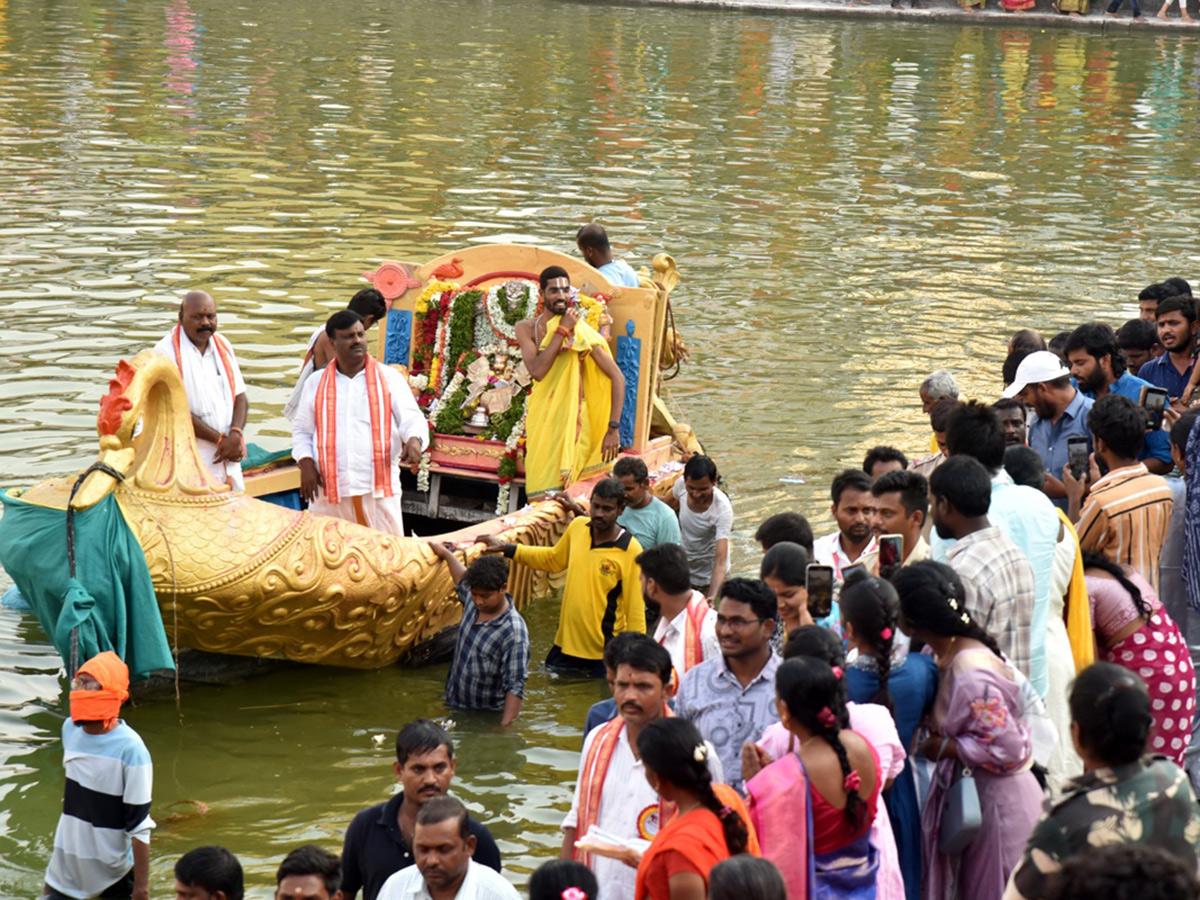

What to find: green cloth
left=243, top=442, right=292, bottom=470
left=0, top=491, right=174, bottom=679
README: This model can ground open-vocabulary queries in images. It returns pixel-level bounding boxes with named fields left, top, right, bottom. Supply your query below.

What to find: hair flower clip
left=718, top=805, right=733, bottom=817
left=960, top=612, right=970, bottom=624
left=843, top=770, right=862, bottom=792
left=817, top=706, right=836, bottom=728
left=948, top=597, right=959, bottom=611
left=693, top=743, right=708, bottom=763
left=879, top=627, right=893, bottom=641
left=562, top=889, right=588, bottom=900
left=831, top=665, right=843, bottom=680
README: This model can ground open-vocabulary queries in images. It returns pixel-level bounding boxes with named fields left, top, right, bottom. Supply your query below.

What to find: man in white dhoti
left=291, top=310, right=429, bottom=536
left=283, top=288, right=388, bottom=421
left=152, top=290, right=249, bottom=491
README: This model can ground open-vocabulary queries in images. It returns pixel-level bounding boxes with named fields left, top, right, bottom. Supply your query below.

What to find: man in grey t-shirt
left=670, top=455, right=734, bottom=600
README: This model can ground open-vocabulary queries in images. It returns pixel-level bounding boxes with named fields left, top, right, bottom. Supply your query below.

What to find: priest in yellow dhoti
left=516, top=266, right=625, bottom=498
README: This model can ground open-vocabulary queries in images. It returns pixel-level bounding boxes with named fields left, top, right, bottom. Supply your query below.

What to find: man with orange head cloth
left=43, top=652, right=153, bottom=900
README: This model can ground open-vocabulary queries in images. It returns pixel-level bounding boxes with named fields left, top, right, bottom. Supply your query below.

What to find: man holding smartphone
left=1065, top=322, right=1172, bottom=475
left=870, top=469, right=930, bottom=567
left=1004, top=350, right=1094, bottom=511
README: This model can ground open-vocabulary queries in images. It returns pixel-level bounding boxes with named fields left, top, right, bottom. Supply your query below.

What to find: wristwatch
left=608, top=420, right=620, bottom=430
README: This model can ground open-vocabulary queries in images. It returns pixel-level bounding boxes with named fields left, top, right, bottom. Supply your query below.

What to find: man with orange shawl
left=516, top=266, right=625, bottom=498
left=292, top=310, right=429, bottom=536
left=43, top=652, right=153, bottom=900
left=153, top=290, right=249, bottom=491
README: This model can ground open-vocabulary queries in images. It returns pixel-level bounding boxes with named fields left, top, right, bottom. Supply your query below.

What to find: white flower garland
left=416, top=451, right=432, bottom=493
left=494, top=416, right=525, bottom=516
left=484, top=280, right=535, bottom=346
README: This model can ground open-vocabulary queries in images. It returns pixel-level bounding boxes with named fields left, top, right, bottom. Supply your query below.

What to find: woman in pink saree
left=892, top=563, right=1044, bottom=900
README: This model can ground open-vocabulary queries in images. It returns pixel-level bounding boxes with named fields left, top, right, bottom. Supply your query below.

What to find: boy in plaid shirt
left=429, top=542, right=531, bottom=726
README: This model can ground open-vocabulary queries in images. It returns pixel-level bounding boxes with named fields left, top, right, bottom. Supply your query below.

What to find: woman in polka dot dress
left=1084, top=553, right=1196, bottom=765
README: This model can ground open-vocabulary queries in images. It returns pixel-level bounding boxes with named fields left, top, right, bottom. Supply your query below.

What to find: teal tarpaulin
left=243, top=442, right=292, bottom=470
left=0, top=491, right=174, bottom=680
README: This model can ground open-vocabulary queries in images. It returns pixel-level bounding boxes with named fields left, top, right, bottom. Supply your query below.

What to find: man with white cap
left=1003, top=350, right=1094, bottom=511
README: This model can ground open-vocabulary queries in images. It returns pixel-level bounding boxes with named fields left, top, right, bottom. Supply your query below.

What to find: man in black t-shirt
left=340, top=719, right=501, bottom=900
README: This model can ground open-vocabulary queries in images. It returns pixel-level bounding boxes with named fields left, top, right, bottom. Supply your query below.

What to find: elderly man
left=516, top=266, right=625, bottom=498
left=153, top=290, right=248, bottom=490
left=292, top=310, right=428, bottom=536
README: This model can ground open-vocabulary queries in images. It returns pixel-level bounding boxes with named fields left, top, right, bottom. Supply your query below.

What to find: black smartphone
left=878, top=534, right=904, bottom=581
left=805, top=564, right=834, bottom=620
left=1067, top=436, right=1090, bottom=480
left=1140, top=384, right=1170, bottom=431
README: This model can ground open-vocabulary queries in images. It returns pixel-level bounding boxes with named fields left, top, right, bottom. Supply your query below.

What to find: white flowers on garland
left=483, top=280, right=535, bottom=347
left=494, top=416, right=526, bottom=516
left=416, top=450, right=432, bottom=493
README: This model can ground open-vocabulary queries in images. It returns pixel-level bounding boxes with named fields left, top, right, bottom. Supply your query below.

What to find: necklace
left=936, top=635, right=960, bottom=668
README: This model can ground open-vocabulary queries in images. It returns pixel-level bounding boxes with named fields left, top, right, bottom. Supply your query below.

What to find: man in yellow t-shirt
left=478, top=479, right=645, bottom=677
left=515, top=266, right=626, bottom=498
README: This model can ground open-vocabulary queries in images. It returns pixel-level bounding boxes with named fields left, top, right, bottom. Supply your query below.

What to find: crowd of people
left=42, top=275, right=1200, bottom=900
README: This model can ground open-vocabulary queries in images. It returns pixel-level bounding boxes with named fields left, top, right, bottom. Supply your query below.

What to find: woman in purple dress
left=893, top=562, right=1044, bottom=900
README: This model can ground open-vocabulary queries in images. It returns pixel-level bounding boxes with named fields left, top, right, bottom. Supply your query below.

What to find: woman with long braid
left=1083, top=552, right=1195, bottom=764
left=892, top=562, right=1043, bottom=900
left=634, top=718, right=757, bottom=900
left=745, top=654, right=882, bottom=899
left=841, top=573, right=937, bottom=900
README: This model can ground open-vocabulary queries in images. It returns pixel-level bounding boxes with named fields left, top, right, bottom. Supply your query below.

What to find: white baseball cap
left=1001, top=350, right=1071, bottom=399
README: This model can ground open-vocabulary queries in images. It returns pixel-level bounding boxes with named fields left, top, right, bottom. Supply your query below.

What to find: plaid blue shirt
left=445, top=582, right=530, bottom=711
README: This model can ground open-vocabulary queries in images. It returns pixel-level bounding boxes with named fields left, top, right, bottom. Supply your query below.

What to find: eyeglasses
left=715, top=615, right=767, bottom=629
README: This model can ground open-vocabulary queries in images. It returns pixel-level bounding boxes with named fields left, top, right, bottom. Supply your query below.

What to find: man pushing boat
left=291, top=310, right=429, bottom=536
left=515, top=266, right=625, bottom=498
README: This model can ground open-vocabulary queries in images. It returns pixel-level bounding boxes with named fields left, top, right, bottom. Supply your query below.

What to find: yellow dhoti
left=525, top=317, right=614, bottom=497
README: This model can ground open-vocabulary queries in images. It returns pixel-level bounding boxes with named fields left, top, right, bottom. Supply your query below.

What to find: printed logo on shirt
left=599, top=560, right=618, bottom=578
left=636, top=804, right=660, bottom=840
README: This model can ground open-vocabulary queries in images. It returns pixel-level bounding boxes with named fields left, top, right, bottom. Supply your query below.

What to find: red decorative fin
left=98, top=360, right=136, bottom=435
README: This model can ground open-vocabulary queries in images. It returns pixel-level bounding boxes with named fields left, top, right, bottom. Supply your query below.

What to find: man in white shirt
left=153, top=290, right=248, bottom=491
left=562, top=636, right=721, bottom=900
left=292, top=310, right=429, bottom=536
left=377, top=797, right=518, bottom=900
left=637, top=543, right=718, bottom=683
left=812, top=469, right=879, bottom=579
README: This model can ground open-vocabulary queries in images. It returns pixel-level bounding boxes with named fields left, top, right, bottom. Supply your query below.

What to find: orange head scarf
left=70, top=651, right=130, bottom=728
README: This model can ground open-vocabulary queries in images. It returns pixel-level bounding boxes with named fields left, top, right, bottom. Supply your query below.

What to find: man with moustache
left=153, top=289, right=249, bottom=490
left=562, top=636, right=721, bottom=900
left=516, top=266, right=625, bottom=498
left=870, top=469, right=930, bottom=566
left=675, top=578, right=781, bottom=793
left=292, top=310, right=429, bottom=536
left=376, top=798, right=519, bottom=900
left=1140, top=296, right=1199, bottom=400
left=340, top=720, right=500, bottom=900
left=812, top=469, right=879, bottom=578
left=1004, top=350, right=1094, bottom=511
left=993, top=398, right=1027, bottom=448
left=478, top=479, right=645, bottom=677
left=1065, top=322, right=1172, bottom=474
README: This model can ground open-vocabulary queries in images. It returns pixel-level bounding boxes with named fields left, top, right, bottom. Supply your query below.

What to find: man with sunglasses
left=674, top=578, right=781, bottom=793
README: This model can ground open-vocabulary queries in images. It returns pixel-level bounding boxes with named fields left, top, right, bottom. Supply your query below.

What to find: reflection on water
left=3, top=0, right=1200, bottom=894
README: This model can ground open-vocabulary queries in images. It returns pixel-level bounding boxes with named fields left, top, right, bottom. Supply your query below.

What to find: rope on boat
left=65, top=462, right=128, bottom=679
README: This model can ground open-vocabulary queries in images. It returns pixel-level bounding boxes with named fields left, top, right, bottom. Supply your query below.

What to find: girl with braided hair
left=1083, top=552, right=1195, bottom=765
left=749, top=625, right=907, bottom=900
left=892, top=561, right=1042, bottom=900
left=841, top=574, right=937, bottom=900
left=634, top=718, right=758, bottom=900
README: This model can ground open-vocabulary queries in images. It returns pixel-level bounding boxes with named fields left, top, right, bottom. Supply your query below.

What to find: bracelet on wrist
left=555, top=326, right=571, bottom=338
left=228, top=426, right=243, bottom=436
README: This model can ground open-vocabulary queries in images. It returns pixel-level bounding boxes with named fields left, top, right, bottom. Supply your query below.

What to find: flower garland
left=411, top=280, right=459, bottom=379
left=495, top=418, right=526, bottom=515
left=576, top=293, right=604, bottom=332
left=447, top=289, right=482, bottom=375
left=483, top=280, right=535, bottom=347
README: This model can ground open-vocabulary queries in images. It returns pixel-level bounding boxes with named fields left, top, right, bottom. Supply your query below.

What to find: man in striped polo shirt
left=1065, top=394, right=1174, bottom=591
left=43, top=652, right=153, bottom=900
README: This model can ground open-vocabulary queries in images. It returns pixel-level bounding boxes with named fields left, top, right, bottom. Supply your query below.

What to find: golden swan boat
left=1, top=244, right=698, bottom=671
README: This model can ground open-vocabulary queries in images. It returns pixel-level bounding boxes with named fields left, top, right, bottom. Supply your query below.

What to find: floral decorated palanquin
left=363, top=245, right=686, bottom=516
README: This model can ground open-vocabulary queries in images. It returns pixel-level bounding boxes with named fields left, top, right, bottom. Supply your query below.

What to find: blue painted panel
left=384, top=309, right=412, bottom=366
left=615, top=319, right=640, bottom=447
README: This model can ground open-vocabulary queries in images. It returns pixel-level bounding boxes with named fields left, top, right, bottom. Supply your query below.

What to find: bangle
left=555, top=326, right=571, bottom=338
left=228, top=426, right=243, bottom=436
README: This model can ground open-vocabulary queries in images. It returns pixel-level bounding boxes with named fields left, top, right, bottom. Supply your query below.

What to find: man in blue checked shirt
left=428, top=542, right=530, bottom=726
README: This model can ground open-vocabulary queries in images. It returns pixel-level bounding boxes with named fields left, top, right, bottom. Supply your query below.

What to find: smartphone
left=1067, top=436, right=1090, bottom=480
left=878, top=534, right=904, bottom=581
left=805, top=564, right=834, bottom=620
left=842, top=563, right=867, bottom=583
left=1140, top=384, right=1170, bottom=431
